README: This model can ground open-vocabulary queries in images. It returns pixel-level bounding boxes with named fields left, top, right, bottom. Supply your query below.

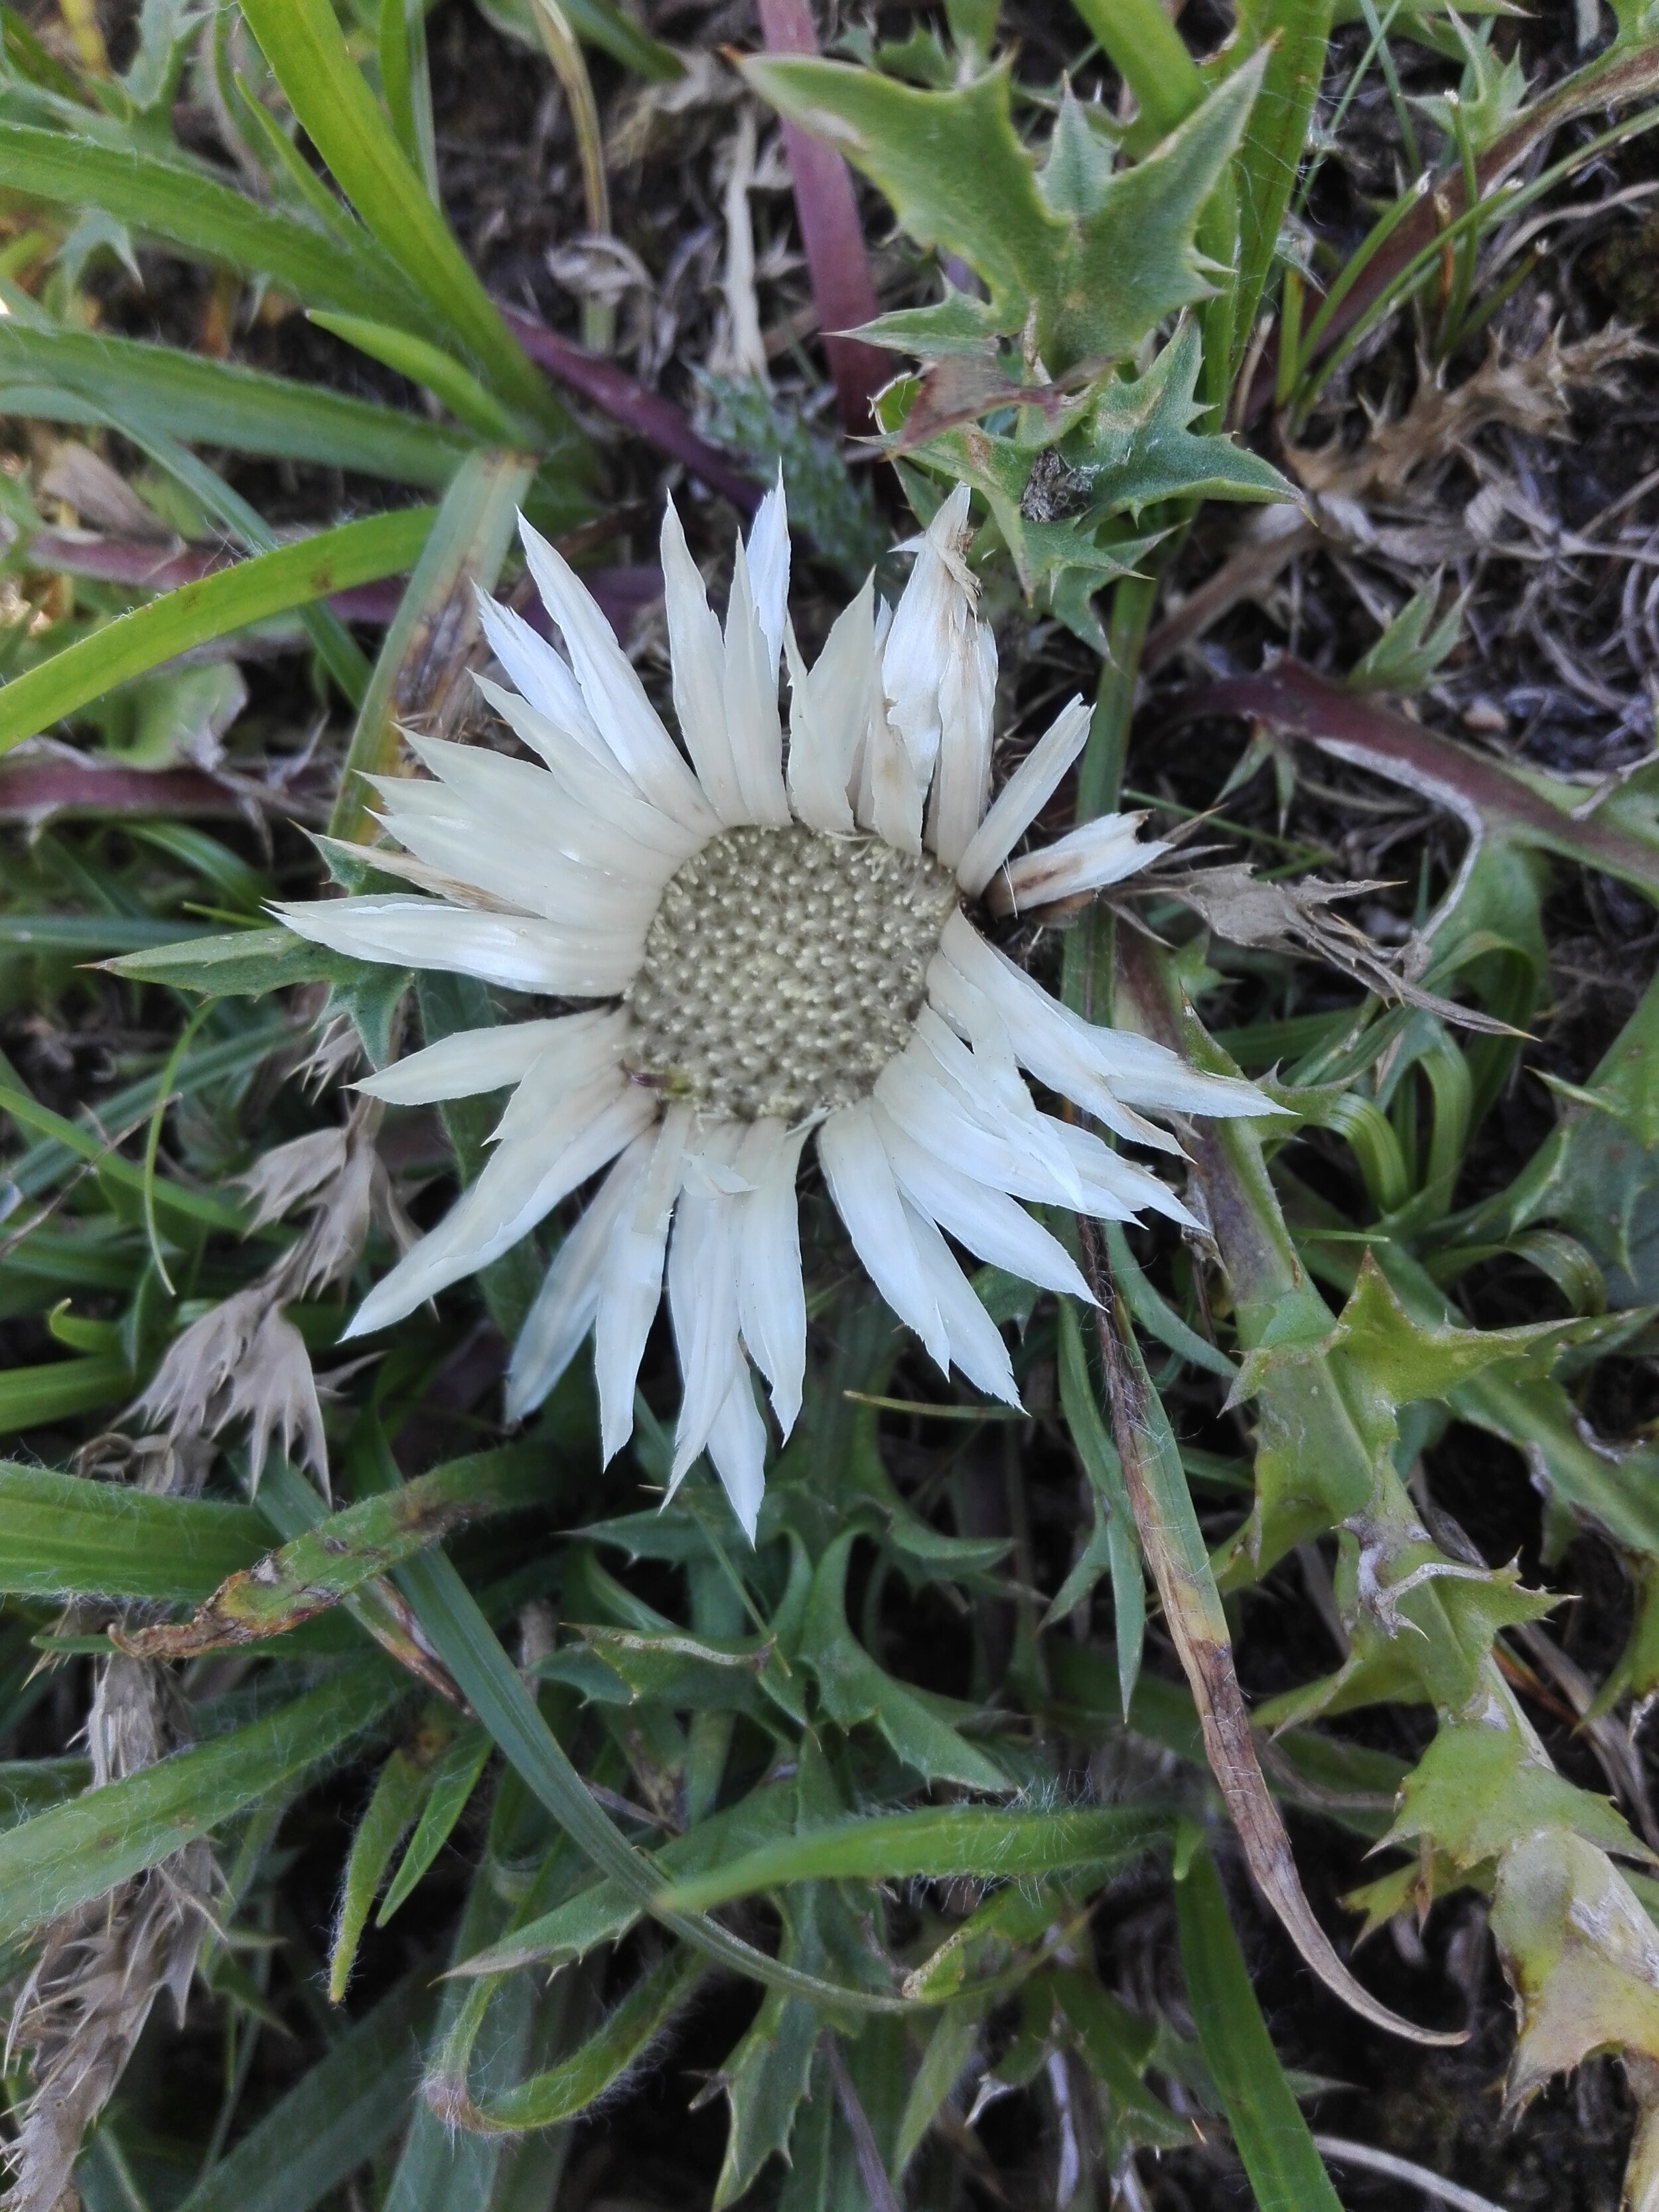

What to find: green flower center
left=624, top=823, right=958, bottom=1123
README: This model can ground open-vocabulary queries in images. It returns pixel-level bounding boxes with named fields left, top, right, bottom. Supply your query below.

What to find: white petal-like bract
left=274, top=487, right=1274, bottom=1534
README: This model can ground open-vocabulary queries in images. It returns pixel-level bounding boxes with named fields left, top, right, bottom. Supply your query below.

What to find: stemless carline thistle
left=277, top=482, right=1273, bottom=1534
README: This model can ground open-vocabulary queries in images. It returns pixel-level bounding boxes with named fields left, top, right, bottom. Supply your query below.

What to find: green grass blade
left=476, top=0, right=684, bottom=86
left=0, top=507, right=435, bottom=753
left=330, top=1748, right=435, bottom=2001
left=0, top=1078, right=250, bottom=1230
left=0, top=1660, right=402, bottom=1945
left=0, top=322, right=474, bottom=483
left=0, top=915, right=209, bottom=956
left=330, top=450, right=536, bottom=841
left=177, top=1966, right=439, bottom=2212
left=1066, top=0, right=1204, bottom=135
left=6, top=1017, right=291, bottom=1201
left=308, top=314, right=531, bottom=442
left=376, top=1725, right=492, bottom=1923
left=393, top=1538, right=902, bottom=2012
left=238, top=0, right=562, bottom=431
left=654, top=1805, right=1167, bottom=1915
left=0, top=1355, right=133, bottom=1436
left=1230, top=0, right=1336, bottom=368
left=0, top=122, right=425, bottom=324
left=0, top=1462, right=270, bottom=1600
left=1056, top=1298, right=1145, bottom=1718
left=1175, top=1848, right=1343, bottom=2211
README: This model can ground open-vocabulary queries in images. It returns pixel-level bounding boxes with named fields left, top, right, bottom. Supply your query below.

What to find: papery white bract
left=277, top=482, right=1275, bottom=1536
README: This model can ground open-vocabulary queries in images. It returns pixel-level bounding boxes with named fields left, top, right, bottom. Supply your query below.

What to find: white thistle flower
left=277, top=483, right=1274, bottom=1536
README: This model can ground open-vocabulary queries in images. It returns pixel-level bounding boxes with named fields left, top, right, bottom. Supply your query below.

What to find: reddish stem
left=757, top=0, right=891, bottom=436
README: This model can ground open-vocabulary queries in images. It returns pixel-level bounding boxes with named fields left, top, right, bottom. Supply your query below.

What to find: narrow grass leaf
left=1082, top=1236, right=1459, bottom=2047
left=0, top=1465, right=269, bottom=1601
left=467, top=1947, right=705, bottom=2132
left=237, top=0, right=559, bottom=431
left=1175, top=1849, right=1343, bottom=2212
left=330, top=1749, right=435, bottom=2001
left=654, top=1804, right=1167, bottom=1915
left=1056, top=1297, right=1145, bottom=1714
left=0, top=1078, right=249, bottom=1229
left=0, top=1355, right=133, bottom=1436
left=1230, top=0, right=1336, bottom=365
left=176, top=1967, right=439, bottom=2212
left=377, top=1724, right=492, bottom=1923
left=309, top=313, right=533, bottom=441
left=0, top=123, right=425, bottom=325
left=0, top=322, right=474, bottom=484
left=329, top=451, right=536, bottom=842
left=0, top=1660, right=402, bottom=1943
left=0, top=510, right=435, bottom=753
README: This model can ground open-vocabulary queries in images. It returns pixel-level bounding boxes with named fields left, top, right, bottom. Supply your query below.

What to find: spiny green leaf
left=103, top=924, right=376, bottom=999
left=1051, top=1968, right=1192, bottom=2154
left=801, top=1531, right=1010, bottom=1790
left=1386, top=1720, right=1650, bottom=1874
left=747, top=54, right=1263, bottom=376
left=740, top=57, right=1055, bottom=351
left=1348, top=579, right=1465, bottom=692
left=1491, top=1828, right=1659, bottom=2112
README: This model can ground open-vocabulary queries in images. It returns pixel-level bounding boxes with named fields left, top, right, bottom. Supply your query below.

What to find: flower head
left=277, top=483, right=1271, bottom=1534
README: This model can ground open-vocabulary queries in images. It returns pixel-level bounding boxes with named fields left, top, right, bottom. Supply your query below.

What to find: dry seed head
left=624, top=823, right=958, bottom=1122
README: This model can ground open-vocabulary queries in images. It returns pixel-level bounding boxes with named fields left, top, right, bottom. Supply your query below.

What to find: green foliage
left=0, top=1660, right=402, bottom=1944
left=747, top=54, right=1263, bottom=376
left=1, top=3, right=1658, bottom=2204
left=0, top=509, right=437, bottom=754
left=1175, top=1850, right=1344, bottom=2211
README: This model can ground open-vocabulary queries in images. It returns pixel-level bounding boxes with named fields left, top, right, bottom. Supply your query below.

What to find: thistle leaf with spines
left=742, top=51, right=1267, bottom=378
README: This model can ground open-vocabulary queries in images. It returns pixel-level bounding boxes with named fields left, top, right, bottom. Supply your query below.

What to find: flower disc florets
left=624, top=823, right=959, bottom=1122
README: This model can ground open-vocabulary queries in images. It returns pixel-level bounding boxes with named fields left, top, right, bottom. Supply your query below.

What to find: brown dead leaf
left=1159, top=861, right=1521, bottom=1035
left=1288, top=327, right=1647, bottom=504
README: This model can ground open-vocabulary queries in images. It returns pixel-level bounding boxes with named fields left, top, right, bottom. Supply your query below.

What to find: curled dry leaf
left=1158, top=861, right=1520, bottom=1035
left=135, top=1284, right=328, bottom=1490
left=1076, top=1220, right=1463, bottom=2049
left=1148, top=327, right=1646, bottom=671
left=1287, top=327, right=1647, bottom=506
